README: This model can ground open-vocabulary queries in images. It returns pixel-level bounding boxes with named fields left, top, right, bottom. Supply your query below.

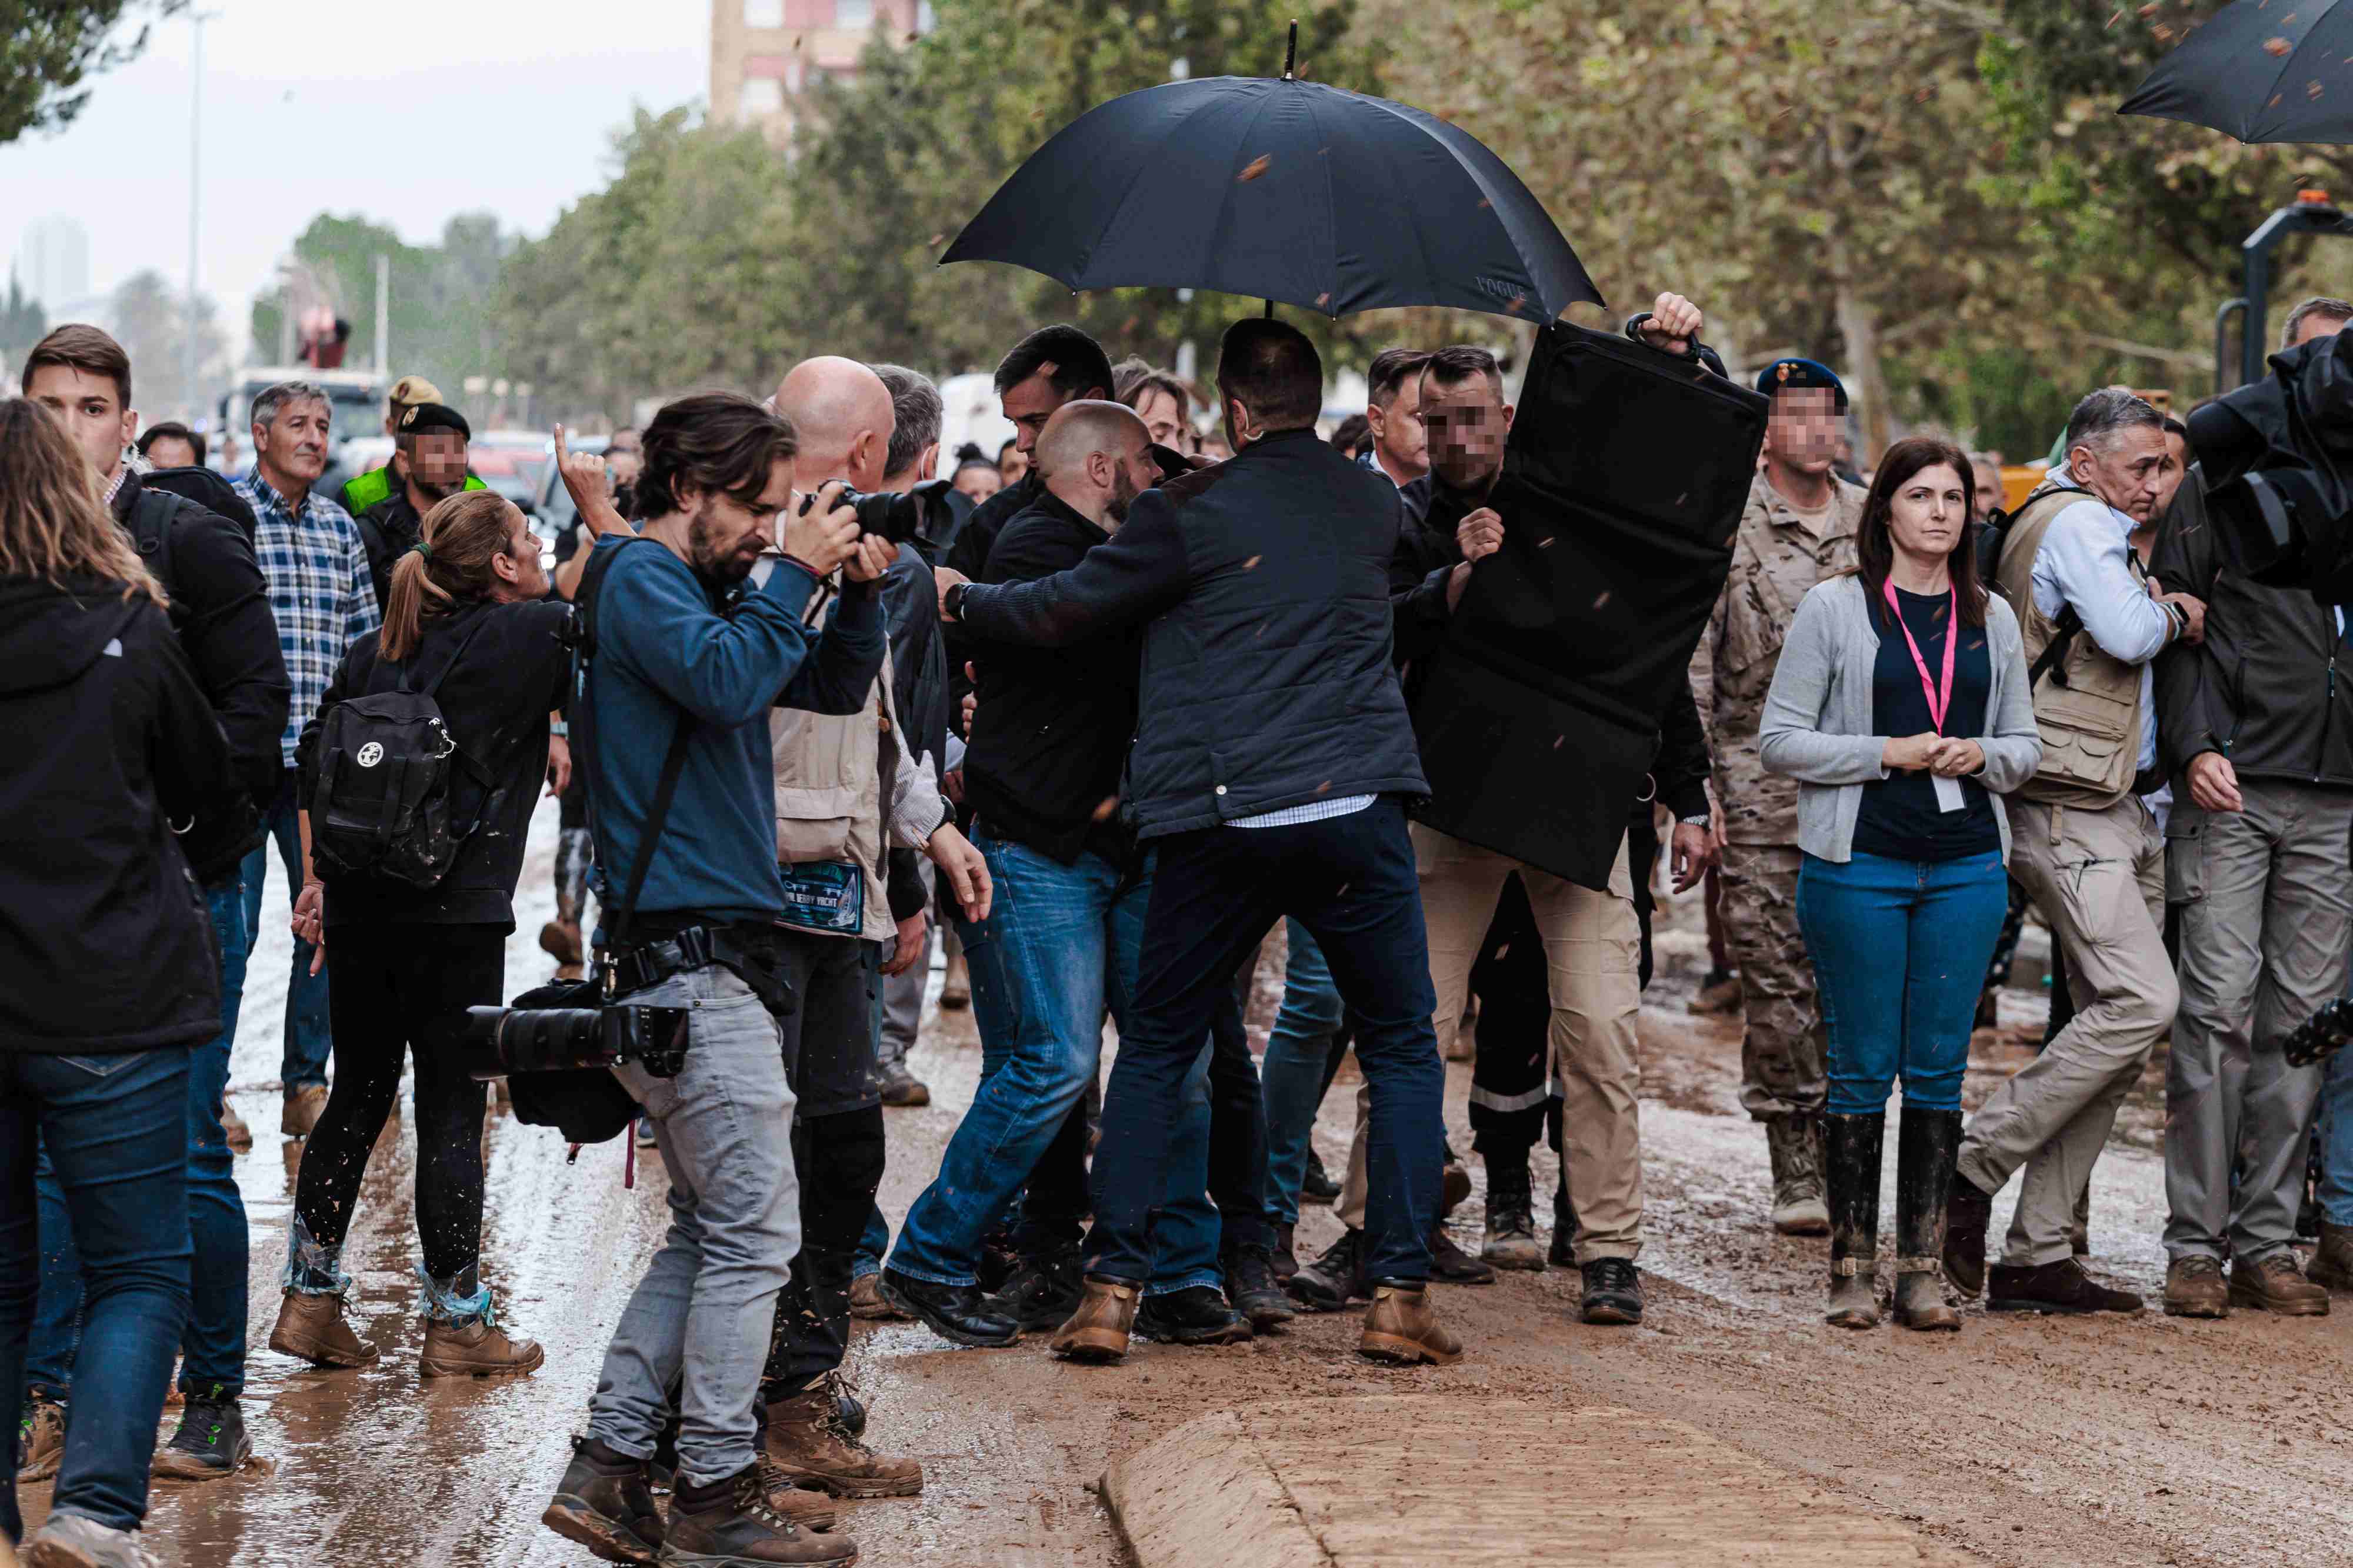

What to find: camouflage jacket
left=1691, top=472, right=1868, bottom=845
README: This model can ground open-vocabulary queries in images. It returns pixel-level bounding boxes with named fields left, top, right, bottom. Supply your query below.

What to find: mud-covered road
left=20, top=800, right=2353, bottom=1566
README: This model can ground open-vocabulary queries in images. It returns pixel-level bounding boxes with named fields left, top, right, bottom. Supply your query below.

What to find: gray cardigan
left=1757, top=573, right=2042, bottom=864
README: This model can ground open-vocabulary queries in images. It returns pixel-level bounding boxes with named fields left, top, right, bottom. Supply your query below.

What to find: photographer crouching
left=536, top=393, right=884, bottom=1567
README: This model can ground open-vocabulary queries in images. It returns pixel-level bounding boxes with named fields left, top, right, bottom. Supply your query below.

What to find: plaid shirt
left=235, top=471, right=381, bottom=766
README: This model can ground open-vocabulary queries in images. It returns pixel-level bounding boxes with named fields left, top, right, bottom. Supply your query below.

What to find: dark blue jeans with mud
left=26, top=875, right=251, bottom=1402
left=1, top=1045, right=193, bottom=1540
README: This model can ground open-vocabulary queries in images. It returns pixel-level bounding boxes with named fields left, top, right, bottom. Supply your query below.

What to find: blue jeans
left=891, top=839, right=1221, bottom=1295
left=241, top=768, right=332, bottom=1092
left=1, top=1047, right=194, bottom=1540
left=851, top=1205, right=889, bottom=1282
left=25, top=878, right=251, bottom=1403
left=1087, top=799, right=1444, bottom=1287
left=2321, top=1032, right=2353, bottom=1228
left=1260, top=919, right=1344, bottom=1226
left=1797, top=850, right=2009, bottom=1115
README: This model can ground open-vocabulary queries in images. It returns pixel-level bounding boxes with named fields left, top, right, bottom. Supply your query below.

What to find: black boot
left=1942, top=1156, right=1997, bottom=1300
left=878, top=1266, right=1020, bottom=1347
left=983, top=1248, right=1083, bottom=1331
left=1824, top=1112, right=1884, bottom=1330
left=1479, top=1153, right=1545, bottom=1270
left=1893, top=1107, right=1962, bottom=1332
left=542, top=1435, right=669, bottom=1564
left=1548, top=1172, right=1579, bottom=1269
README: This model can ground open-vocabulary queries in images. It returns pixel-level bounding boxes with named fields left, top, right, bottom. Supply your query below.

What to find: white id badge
left=1933, top=773, right=1965, bottom=813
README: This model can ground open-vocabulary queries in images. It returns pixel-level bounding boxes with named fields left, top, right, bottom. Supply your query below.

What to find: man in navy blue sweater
left=542, top=393, right=884, bottom=1568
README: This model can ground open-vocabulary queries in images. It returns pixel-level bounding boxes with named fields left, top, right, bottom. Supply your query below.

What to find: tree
left=106, top=269, right=227, bottom=422
left=1, top=1, right=182, bottom=146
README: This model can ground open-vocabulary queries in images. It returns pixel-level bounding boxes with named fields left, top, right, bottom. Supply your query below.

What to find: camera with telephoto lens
left=459, top=1000, right=692, bottom=1080
left=797, top=477, right=964, bottom=551
left=2280, top=996, right=2353, bottom=1069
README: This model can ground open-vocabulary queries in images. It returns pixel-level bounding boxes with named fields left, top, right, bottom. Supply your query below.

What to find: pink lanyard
left=1882, top=579, right=1957, bottom=735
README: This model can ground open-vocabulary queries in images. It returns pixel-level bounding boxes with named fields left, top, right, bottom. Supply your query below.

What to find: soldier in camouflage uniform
left=1690, top=359, right=1868, bottom=1236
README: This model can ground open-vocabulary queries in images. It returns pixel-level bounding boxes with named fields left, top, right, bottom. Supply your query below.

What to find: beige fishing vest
left=1990, top=487, right=2142, bottom=809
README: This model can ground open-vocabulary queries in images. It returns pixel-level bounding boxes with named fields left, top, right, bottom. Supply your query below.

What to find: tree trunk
left=1822, top=114, right=1894, bottom=462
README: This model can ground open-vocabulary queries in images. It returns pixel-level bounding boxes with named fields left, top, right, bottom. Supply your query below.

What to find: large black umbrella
left=2121, top=0, right=2353, bottom=142
left=941, top=48, right=1601, bottom=321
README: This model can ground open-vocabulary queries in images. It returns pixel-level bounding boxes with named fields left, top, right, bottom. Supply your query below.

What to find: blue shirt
left=234, top=471, right=379, bottom=766
left=581, top=536, right=886, bottom=935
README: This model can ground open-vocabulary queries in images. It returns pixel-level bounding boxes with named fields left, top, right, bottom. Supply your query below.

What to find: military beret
left=1756, top=358, right=1848, bottom=413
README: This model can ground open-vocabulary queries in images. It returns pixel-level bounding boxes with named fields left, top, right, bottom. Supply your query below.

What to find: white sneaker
left=26, top=1512, right=161, bottom=1568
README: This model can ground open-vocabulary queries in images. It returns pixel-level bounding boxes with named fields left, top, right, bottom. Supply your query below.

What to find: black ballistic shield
left=1407, top=321, right=1766, bottom=889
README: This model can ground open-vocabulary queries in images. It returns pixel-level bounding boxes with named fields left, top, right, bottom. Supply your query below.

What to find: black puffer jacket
left=955, top=429, right=1428, bottom=838
left=0, top=575, right=237, bottom=1052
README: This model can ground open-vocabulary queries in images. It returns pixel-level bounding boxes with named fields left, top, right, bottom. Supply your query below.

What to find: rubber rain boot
left=1824, top=1110, right=1885, bottom=1330
left=1892, top=1107, right=1962, bottom=1332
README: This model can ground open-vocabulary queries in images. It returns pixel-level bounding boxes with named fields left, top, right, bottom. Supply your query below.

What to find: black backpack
left=307, top=616, right=494, bottom=888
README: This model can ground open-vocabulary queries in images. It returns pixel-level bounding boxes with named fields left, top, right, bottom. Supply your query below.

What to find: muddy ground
left=20, top=800, right=2352, bottom=1566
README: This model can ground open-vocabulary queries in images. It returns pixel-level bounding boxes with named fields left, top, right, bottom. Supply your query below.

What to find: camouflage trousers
left=1718, top=842, right=1827, bottom=1120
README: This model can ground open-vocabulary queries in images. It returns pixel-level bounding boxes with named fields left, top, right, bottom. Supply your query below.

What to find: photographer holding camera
left=539, top=393, right=881, bottom=1568
left=273, top=489, right=571, bottom=1382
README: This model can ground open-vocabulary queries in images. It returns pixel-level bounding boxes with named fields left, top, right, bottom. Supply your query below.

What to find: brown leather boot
left=761, top=1383, right=922, bottom=1498
left=2229, top=1252, right=2330, bottom=1316
left=1357, top=1284, right=1463, bottom=1366
left=2163, top=1256, right=2230, bottom=1318
left=218, top=1101, right=254, bottom=1152
left=1048, top=1276, right=1140, bottom=1363
left=421, top=1316, right=545, bottom=1377
left=281, top=1082, right=329, bottom=1139
left=755, top=1455, right=843, bottom=1532
left=268, top=1291, right=379, bottom=1367
left=848, top=1273, right=905, bottom=1321
left=2309, top=1220, right=2353, bottom=1292
left=663, top=1463, right=858, bottom=1564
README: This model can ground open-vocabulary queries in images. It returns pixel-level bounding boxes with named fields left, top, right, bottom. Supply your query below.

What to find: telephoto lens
left=2282, top=996, right=2353, bottom=1069
left=461, top=1003, right=692, bottom=1080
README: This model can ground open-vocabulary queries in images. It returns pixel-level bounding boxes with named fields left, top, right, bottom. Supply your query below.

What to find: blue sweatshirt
left=583, top=535, right=884, bottom=936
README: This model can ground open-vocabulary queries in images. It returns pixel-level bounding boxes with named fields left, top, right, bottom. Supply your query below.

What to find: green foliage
left=0, top=1, right=181, bottom=146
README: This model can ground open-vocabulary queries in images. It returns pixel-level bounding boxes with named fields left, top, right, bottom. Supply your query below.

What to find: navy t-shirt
left=1851, top=585, right=2001, bottom=862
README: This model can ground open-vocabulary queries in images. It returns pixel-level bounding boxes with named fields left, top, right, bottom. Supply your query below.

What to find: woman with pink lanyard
left=1759, top=436, right=2042, bottom=1332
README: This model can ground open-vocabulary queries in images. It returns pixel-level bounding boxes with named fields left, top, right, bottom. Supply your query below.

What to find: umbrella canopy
left=2120, top=0, right=2353, bottom=143
left=941, top=75, right=1601, bottom=322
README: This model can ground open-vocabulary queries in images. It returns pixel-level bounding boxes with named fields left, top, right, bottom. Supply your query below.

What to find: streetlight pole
left=185, top=10, right=221, bottom=425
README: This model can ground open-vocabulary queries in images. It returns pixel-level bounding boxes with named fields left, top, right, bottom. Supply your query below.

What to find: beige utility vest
left=765, top=572, right=901, bottom=944
left=1989, top=488, right=2143, bottom=809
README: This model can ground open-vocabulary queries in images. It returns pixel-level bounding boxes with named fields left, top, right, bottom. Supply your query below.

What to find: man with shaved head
left=883, top=399, right=1268, bottom=1351
left=743, top=356, right=991, bottom=1501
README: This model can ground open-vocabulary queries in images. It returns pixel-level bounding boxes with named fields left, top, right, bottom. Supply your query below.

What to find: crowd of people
left=6, top=287, right=2353, bottom=1567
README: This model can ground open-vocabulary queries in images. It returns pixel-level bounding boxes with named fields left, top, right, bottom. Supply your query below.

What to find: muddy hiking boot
left=1047, top=1276, right=1142, bottom=1364
left=1765, top=1112, right=1830, bottom=1237
left=2228, top=1252, right=2330, bottom=1316
left=761, top=1383, right=922, bottom=1498
left=152, top=1386, right=250, bottom=1480
left=539, top=917, right=585, bottom=983
left=2310, top=1220, right=2353, bottom=1292
left=1578, top=1259, right=1642, bottom=1326
left=543, top=1436, right=667, bottom=1566
left=218, top=1100, right=254, bottom=1152
left=663, top=1462, right=857, bottom=1565
left=1480, top=1157, right=1546, bottom=1271
left=1285, top=1229, right=1366, bottom=1312
left=21, top=1513, right=164, bottom=1568
left=1941, top=1163, right=1997, bottom=1300
left=1269, top=1222, right=1300, bottom=1281
left=281, top=1082, right=329, bottom=1139
left=1988, top=1257, right=2144, bottom=1315
left=982, top=1249, right=1083, bottom=1332
left=753, top=1454, right=843, bottom=1533
left=1689, top=966, right=1742, bottom=1015
left=1891, top=1108, right=1962, bottom=1333
left=17, top=1392, right=65, bottom=1482
left=1824, top=1110, right=1885, bottom=1330
left=2164, top=1256, right=2231, bottom=1319
left=421, top=1315, right=545, bottom=1378
left=268, top=1290, right=379, bottom=1368
left=1135, top=1285, right=1252, bottom=1346
left=876, top=1066, right=930, bottom=1107
left=1429, top=1225, right=1496, bottom=1285
left=877, top=1268, right=1019, bottom=1347
left=846, top=1274, right=904, bottom=1322
left=1358, top=1283, right=1464, bottom=1366
left=1222, top=1243, right=1296, bottom=1330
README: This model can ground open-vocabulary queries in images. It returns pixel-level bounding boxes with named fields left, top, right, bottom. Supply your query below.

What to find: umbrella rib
left=1350, top=88, right=1533, bottom=313
left=1294, top=86, right=1345, bottom=313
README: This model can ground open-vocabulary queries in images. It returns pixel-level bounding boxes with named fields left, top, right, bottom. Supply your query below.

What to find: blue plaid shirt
left=235, top=471, right=381, bottom=766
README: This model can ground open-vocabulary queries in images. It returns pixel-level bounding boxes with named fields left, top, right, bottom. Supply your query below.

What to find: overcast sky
left=1, top=1, right=709, bottom=347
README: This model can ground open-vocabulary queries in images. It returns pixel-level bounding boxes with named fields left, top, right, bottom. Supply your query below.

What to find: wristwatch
left=943, top=582, right=971, bottom=622
left=1677, top=812, right=1710, bottom=828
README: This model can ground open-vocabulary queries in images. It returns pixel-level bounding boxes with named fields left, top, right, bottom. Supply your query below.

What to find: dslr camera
left=460, top=997, right=691, bottom=1080
left=799, top=476, right=966, bottom=553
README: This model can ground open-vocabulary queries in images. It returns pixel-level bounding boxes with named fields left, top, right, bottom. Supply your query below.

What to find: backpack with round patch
left=306, top=616, right=495, bottom=887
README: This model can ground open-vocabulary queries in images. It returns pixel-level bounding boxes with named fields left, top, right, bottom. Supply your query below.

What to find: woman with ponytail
left=276, top=490, right=573, bottom=1381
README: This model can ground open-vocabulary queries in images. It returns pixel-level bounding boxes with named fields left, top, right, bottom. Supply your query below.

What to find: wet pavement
left=19, top=803, right=2353, bottom=1566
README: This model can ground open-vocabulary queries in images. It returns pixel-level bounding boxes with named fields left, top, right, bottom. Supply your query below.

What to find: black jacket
left=0, top=575, right=237, bottom=1052
left=945, top=472, right=1042, bottom=730
left=962, top=489, right=1145, bottom=863
left=112, top=467, right=291, bottom=881
left=356, top=489, right=425, bottom=615
left=298, top=597, right=574, bottom=929
left=956, top=429, right=1428, bottom=838
left=2153, top=473, right=2353, bottom=789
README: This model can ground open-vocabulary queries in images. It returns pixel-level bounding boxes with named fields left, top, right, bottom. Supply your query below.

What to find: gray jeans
left=2165, top=779, right=2353, bottom=1265
left=1961, top=795, right=2174, bottom=1267
left=586, top=964, right=798, bottom=1488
